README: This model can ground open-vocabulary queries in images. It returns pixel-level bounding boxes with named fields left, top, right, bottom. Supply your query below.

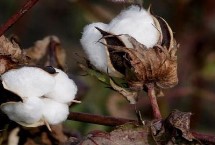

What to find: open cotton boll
left=1, top=97, right=44, bottom=124
left=45, top=68, right=77, bottom=104
left=108, top=5, right=160, bottom=48
left=1, top=67, right=56, bottom=98
left=42, top=98, right=69, bottom=125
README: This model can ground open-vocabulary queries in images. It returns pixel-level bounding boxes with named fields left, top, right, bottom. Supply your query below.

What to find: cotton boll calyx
left=42, top=98, right=69, bottom=125
left=80, top=23, right=123, bottom=77
left=108, top=6, right=160, bottom=48
left=1, top=67, right=56, bottom=98
left=1, top=97, right=44, bottom=125
left=45, top=68, right=77, bottom=104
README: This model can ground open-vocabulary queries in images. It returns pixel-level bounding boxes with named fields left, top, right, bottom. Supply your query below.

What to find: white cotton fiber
left=45, top=68, right=77, bottom=104
left=42, top=98, right=69, bottom=125
left=1, top=67, right=56, bottom=98
left=108, top=6, right=159, bottom=48
left=80, top=23, right=124, bottom=77
left=1, top=97, right=44, bottom=124
left=80, top=23, right=109, bottom=72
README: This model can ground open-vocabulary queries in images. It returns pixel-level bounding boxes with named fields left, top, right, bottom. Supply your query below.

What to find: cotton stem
left=146, top=83, right=162, bottom=119
left=0, top=0, right=40, bottom=36
left=68, top=112, right=138, bottom=126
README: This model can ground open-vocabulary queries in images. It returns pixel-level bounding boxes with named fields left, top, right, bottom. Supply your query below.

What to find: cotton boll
left=108, top=5, right=160, bottom=48
left=45, top=68, right=77, bottom=104
left=1, top=97, right=44, bottom=124
left=42, top=98, right=69, bottom=125
left=80, top=23, right=122, bottom=77
left=1, top=67, right=56, bottom=98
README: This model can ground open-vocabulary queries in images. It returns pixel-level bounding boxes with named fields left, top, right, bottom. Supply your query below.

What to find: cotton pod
left=45, top=68, right=77, bottom=104
left=42, top=98, right=69, bottom=125
left=1, top=66, right=56, bottom=98
left=1, top=97, right=44, bottom=125
left=80, top=6, right=160, bottom=77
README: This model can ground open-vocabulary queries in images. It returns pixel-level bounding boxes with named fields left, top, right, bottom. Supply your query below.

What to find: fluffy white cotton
left=42, top=98, right=69, bottom=125
left=1, top=67, right=55, bottom=98
left=45, top=68, right=77, bottom=104
left=80, top=23, right=109, bottom=72
left=80, top=6, right=160, bottom=77
left=1, top=97, right=44, bottom=124
left=108, top=6, right=159, bottom=48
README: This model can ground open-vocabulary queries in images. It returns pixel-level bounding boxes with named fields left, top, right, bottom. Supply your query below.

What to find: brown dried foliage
left=97, top=27, right=178, bottom=92
left=0, top=36, right=28, bottom=74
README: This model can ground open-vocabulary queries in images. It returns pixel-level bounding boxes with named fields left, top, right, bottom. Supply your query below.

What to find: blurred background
left=1, top=0, right=215, bottom=143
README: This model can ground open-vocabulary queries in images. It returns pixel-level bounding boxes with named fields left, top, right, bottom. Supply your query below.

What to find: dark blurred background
left=1, top=0, right=215, bottom=136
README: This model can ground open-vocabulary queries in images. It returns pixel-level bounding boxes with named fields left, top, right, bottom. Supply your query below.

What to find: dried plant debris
left=79, top=123, right=151, bottom=145
left=77, top=111, right=202, bottom=145
left=0, top=36, right=28, bottom=74
left=25, top=35, right=66, bottom=69
left=165, top=110, right=194, bottom=142
left=80, top=5, right=178, bottom=103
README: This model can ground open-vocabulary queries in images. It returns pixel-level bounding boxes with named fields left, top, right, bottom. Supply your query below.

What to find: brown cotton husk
left=97, top=21, right=178, bottom=92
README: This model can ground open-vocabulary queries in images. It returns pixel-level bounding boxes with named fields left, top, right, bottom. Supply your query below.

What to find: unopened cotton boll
left=1, top=97, right=44, bottom=124
left=45, top=68, right=77, bottom=104
left=1, top=67, right=56, bottom=98
left=42, top=98, right=69, bottom=125
left=108, top=6, right=160, bottom=48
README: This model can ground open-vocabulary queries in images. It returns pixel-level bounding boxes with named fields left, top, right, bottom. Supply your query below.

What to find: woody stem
left=0, top=0, right=40, bottom=36
left=146, top=83, right=162, bottom=119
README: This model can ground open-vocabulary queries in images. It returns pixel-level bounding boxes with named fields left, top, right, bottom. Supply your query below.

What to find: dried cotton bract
left=0, top=66, right=77, bottom=127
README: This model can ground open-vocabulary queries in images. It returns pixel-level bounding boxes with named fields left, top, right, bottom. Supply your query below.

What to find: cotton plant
left=80, top=5, right=178, bottom=105
left=0, top=66, right=78, bottom=129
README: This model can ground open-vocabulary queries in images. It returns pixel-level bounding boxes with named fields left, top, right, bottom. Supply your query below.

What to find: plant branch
left=192, top=132, right=215, bottom=144
left=146, top=83, right=162, bottom=119
left=68, top=112, right=138, bottom=126
left=0, top=0, right=40, bottom=36
left=68, top=112, right=215, bottom=144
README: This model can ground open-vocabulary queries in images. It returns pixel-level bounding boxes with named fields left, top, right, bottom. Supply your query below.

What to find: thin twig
left=0, top=0, right=40, bottom=36
left=146, top=83, right=162, bottom=119
left=68, top=112, right=138, bottom=126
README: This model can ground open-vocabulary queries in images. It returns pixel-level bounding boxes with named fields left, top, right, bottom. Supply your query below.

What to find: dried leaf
left=8, top=127, right=20, bottom=145
left=80, top=123, right=151, bottom=145
left=0, top=36, right=28, bottom=74
left=166, top=110, right=194, bottom=141
left=110, top=79, right=138, bottom=104
left=25, top=36, right=65, bottom=67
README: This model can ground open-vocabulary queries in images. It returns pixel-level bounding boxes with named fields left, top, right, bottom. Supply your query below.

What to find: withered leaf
left=79, top=123, right=151, bottom=145
left=110, top=79, right=138, bottom=104
left=166, top=110, right=194, bottom=141
left=0, top=36, right=28, bottom=74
